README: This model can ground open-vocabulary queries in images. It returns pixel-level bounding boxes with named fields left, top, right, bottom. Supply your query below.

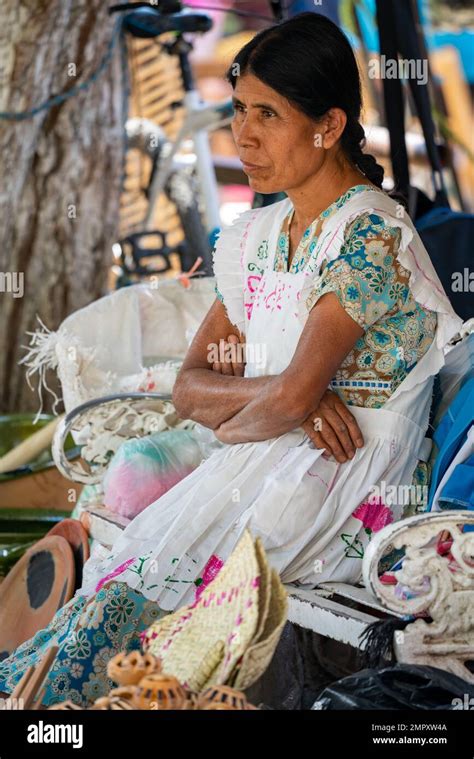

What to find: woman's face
left=231, top=72, right=324, bottom=194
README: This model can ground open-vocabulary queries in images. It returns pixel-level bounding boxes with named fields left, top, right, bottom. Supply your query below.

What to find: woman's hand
left=302, top=390, right=364, bottom=463
left=211, top=334, right=246, bottom=377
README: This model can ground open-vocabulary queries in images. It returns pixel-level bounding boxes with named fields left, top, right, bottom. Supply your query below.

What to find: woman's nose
left=233, top=116, right=259, bottom=148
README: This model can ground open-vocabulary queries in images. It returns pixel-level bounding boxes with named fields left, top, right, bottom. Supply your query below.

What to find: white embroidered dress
left=79, top=190, right=462, bottom=611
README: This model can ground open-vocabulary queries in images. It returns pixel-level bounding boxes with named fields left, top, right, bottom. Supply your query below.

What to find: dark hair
left=226, top=12, right=384, bottom=189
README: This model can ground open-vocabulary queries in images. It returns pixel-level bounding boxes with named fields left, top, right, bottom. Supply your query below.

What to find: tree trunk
left=0, top=0, right=126, bottom=412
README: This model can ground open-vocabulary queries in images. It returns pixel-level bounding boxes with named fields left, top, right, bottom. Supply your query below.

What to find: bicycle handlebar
left=110, top=1, right=182, bottom=15
left=109, top=2, right=213, bottom=38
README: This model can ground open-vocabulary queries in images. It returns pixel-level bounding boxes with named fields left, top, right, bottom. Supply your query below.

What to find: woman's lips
left=241, top=161, right=264, bottom=173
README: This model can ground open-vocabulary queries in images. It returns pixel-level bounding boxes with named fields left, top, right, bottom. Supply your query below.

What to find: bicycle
left=110, top=0, right=285, bottom=285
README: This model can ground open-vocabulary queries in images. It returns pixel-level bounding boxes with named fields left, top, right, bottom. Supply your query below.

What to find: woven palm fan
left=223, top=537, right=288, bottom=690
left=142, top=530, right=261, bottom=692
left=250, top=538, right=272, bottom=644
left=231, top=567, right=288, bottom=691
left=217, top=536, right=281, bottom=687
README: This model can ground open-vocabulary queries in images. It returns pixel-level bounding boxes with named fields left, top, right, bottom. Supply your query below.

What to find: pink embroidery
left=194, top=554, right=224, bottom=603
left=265, top=289, right=277, bottom=309
left=306, top=470, right=330, bottom=488
left=247, top=274, right=261, bottom=293
left=239, top=212, right=259, bottom=271
left=244, top=301, right=254, bottom=321
left=406, top=243, right=447, bottom=299
left=353, top=498, right=394, bottom=533
left=95, top=557, right=136, bottom=593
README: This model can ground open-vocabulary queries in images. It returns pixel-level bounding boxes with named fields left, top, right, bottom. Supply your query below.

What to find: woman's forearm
left=214, top=384, right=308, bottom=443
left=172, top=367, right=279, bottom=429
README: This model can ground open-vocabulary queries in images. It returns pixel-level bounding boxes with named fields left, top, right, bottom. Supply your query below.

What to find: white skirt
left=79, top=404, right=425, bottom=611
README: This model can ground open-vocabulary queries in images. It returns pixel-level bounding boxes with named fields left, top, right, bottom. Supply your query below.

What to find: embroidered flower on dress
left=66, top=688, right=83, bottom=706
left=92, top=630, right=106, bottom=647
left=352, top=498, right=394, bottom=535
left=79, top=598, right=105, bottom=631
left=346, top=284, right=361, bottom=301
left=93, top=647, right=115, bottom=676
left=364, top=239, right=391, bottom=268
left=357, top=350, right=375, bottom=369
left=50, top=672, right=70, bottom=695
left=105, top=595, right=135, bottom=626
left=141, top=603, right=164, bottom=628
left=83, top=673, right=110, bottom=702
left=70, top=662, right=84, bottom=679
left=375, top=353, right=397, bottom=372
left=64, top=629, right=92, bottom=660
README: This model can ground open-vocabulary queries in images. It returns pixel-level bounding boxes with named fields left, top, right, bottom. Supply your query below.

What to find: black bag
left=314, top=663, right=474, bottom=710
left=375, top=0, right=473, bottom=322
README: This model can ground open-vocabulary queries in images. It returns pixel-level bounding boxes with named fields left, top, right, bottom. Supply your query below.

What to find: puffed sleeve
left=211, top=206, right=262, bottom=335
left=305, top=212, right=403, bottom=329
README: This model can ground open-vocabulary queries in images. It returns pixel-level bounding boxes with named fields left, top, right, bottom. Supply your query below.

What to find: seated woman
left=0, top=12, right=461, bottom=705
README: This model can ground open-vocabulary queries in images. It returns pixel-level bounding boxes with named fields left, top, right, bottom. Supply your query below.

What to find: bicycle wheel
left=126, top=117, right=213, bottom=275
left=166, top=169, right=214, bottom=275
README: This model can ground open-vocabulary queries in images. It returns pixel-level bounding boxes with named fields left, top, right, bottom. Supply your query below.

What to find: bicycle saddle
left=114, top=5, right=213, bottom=38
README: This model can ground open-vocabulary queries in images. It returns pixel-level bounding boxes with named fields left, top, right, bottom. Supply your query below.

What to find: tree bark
left=0, top=0, right=126, bottom=412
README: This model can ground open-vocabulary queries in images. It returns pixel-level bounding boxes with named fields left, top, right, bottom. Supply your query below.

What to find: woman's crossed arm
left=172, top=293, right=364, bottom=453
left=172, top=299, right=278, bottom=430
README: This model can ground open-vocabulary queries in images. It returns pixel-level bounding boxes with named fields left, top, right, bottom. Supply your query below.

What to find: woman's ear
left=321, top=108, right=348, bottom=149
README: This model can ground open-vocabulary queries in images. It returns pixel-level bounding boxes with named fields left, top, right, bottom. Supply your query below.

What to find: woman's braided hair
left=340, top=118, right=385, bottom=189
left=226, top=12, right=385, bottom=190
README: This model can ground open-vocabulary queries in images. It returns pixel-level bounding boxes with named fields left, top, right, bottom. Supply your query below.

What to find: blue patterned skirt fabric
left=0, top=581, right=167, bottom=707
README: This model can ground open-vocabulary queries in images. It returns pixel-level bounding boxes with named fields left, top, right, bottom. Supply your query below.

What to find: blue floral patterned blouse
left=216, top=185, right=437, bottom=409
